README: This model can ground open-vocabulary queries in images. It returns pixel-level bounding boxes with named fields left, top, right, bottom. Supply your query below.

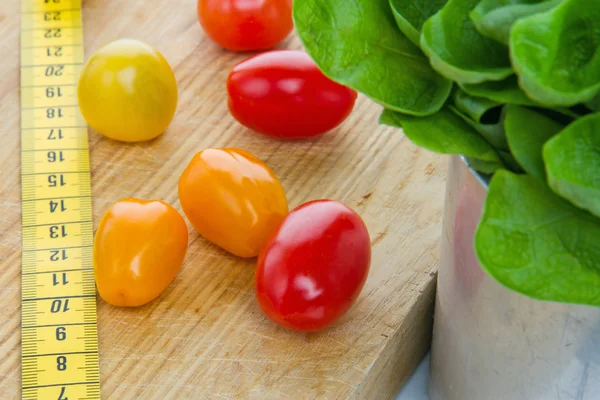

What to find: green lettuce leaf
left=450, top=105, right=508, bottom=151
left=586, top=93, right=600, bottom=112
left=293, top=0, right=452, bottom=116
left=389, top=0, right=448, bottom=47
left=465, top=157, right=504, bottom=174
left=475, top=170, right=600, bottom=306
left=420, top=0, right=513, bottom=84
left=460, top=76, right=538, bottom=106
left=497, top=150, right=523, bottom=173
left=380, top=108, right=504, bottom=170
left=544, top=112, right=600, bottom=218
left=452, top=88, right=502, bottom=123
left=504, top=106, right=564, bottom=181
left=510, top=0, right=600, bottom=106
left=470, top=0, right=562, bottom=45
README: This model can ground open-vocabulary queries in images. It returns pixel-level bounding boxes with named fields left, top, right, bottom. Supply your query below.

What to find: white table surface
left=395, top=353, right=430, bottom=400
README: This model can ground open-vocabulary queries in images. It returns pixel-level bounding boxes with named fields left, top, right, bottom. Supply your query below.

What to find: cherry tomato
left=255, top=200, right=371, bottom=332
left=227, top=50, right=358, bottom=139
left=94, top=199, right=188, bottom=307
left=78, top=39, right=178, bottom=142
left=178, top=148, right=288, bottom=258
left=197, top=0, right=293, bottom=51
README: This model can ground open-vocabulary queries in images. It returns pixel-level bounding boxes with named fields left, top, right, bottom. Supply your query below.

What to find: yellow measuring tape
left=21, top=1, right=100, bottom=399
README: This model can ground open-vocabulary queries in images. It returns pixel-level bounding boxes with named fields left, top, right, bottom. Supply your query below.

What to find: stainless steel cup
left=429, top=156, right=600, bottom=400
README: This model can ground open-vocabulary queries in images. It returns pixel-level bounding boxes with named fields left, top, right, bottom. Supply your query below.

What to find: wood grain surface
left=0, top=1, right=447, bottom=398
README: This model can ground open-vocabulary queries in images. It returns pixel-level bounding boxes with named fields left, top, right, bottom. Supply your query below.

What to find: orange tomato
left=178, top=148, right=288, bottom=258
left=94, top=199, right=188, bottom=307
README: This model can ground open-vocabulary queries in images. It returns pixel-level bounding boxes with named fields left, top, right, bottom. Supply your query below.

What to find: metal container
left=429, top=156, right=600, bottom=400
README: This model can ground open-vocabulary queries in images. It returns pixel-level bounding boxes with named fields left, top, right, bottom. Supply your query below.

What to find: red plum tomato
left=197, top=0, right=293, bottom=51
left=255, top=200, right=371, bottom=332
left=227, top=50, right=358, bottom=139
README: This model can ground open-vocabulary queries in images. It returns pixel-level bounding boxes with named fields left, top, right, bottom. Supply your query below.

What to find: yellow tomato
left=78, top=39, right=178, bottom=142
left=94, top=198, right=188, bottom=307
left=178, top=148, right=288, bottom=258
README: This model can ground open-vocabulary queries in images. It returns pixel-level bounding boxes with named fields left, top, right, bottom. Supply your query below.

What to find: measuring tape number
left=21, top=1, right=100, bottom=399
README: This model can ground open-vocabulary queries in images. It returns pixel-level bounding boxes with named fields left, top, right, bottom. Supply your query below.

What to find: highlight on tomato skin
left=178, top=148, right=289, bottom=258
left=255, top=200, right=371, bottom=332
left=197, top=0, right=293, bottom=52
left=227, top=50, right=358, bottom=139
left=94, top=198, right=188, bottom=307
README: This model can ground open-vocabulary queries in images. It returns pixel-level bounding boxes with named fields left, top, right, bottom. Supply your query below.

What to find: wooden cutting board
left=0, top=1, right=446, bottom=398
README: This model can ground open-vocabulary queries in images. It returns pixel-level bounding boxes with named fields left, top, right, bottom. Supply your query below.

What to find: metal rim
left=460, top=156, right=491, bottom=190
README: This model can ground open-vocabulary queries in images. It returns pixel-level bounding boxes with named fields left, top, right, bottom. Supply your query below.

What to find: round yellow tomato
left=178, top=148, right=288, bottom=258
left=94, top=198, right=188, bottom=307
left=78, top=39, right=178, bottom=142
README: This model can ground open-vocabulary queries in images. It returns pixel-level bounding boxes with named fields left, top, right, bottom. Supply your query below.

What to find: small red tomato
left=227, top=50, right=358, bottom=139
left=255, top=200, right=371, bottom=332
left=197, top=0, right=293, bottom=52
